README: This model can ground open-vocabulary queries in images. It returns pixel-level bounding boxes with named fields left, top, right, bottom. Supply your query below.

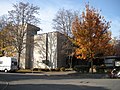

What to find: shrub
left=33, top=68, right=39, bottom=71
left=45, top=68, right=49, bottom=71
left=50, top=69, right=56, bottom=71
left=60, top=67, right=65, bottom=71
left=55, top=68, right=60, bottom=71
left=73, top=65, right=89, bottom=73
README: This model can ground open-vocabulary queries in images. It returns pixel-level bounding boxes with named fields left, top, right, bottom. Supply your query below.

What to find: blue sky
left=0, top=0, right=120, bottom=38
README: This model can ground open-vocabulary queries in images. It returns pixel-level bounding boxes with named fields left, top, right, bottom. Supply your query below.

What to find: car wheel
left=4, top=69, right=8, bottom=73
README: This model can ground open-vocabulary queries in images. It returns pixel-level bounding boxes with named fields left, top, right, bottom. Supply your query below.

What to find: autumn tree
left=8, top=2, right=40, bottom=68
left=72, top=4, right=114, bottom=72
left=0, top=15, right=7, bottom=56
left=0, top=15, right=15, bottom=56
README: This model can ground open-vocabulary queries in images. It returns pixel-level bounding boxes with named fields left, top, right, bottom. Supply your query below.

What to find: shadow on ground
left=67, top=72, right=107, bottom=79
left=0, top=72, right=108, bottom=82
left=6, top=84, right=109, bottom=90
left=0, top=83, right=6, bottom=90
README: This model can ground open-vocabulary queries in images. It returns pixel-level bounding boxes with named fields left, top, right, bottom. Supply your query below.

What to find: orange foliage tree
left=0, top=16, right=15, bottom=57
left=72, top=4, right=114, bottom=69
left=0, top=24, right=16, bottom=57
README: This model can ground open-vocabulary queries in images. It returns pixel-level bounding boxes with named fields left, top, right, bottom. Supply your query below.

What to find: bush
left=60, top=67, right=65, bottom=71
left=73, top=65, right=89, bottom=73
left=55, top=68, right=60, bottom=71
left=50, top=69, right=56, bottom=71
left=33, top=68, right=39, bottom=71
left=45, top=68, right=50, bottom=71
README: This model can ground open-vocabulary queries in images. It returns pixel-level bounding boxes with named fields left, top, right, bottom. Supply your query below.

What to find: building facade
left=20, top=24, right=70, bottom=69
left=20, top=24, right=40, bottom=69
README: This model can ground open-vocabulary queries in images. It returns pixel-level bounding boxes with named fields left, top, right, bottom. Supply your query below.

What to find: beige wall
left=33, top=34, right=47, bottom=68
left=20, top=29, right=70, bottom=69
left=33, top=32, right=69, bottom=69
left=20, top=24, right=40, bottom=69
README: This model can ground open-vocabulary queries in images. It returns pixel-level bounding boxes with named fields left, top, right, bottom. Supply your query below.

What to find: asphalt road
left=0, top=72, right=120, bottom=90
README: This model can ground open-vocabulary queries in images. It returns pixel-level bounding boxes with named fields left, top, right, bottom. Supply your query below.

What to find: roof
left=26, top=23, right=40, bottom=31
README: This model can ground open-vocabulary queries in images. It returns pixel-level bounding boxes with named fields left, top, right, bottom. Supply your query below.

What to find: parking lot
left=0, top=72, right=120, bottom=90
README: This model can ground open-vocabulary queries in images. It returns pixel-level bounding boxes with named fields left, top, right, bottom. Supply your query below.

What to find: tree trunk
left=18, top=52, right=21, bottom=69
left=90, top=59, right=93, bottom=73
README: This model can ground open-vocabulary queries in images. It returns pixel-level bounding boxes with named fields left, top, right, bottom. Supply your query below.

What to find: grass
left=16, top=68, right=74, bottom=73
left=16, top=69, right=43, bottom=73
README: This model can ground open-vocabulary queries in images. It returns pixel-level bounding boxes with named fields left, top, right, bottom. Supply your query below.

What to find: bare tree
left=0, top=15, right=8, bottom=31
left=53, top=9, right=79, bottom=68
left=53, top=8, right=79, bottom=37
left=8, top=2, right=40, bottom=68
left=114, top=39, right=120, bottom=56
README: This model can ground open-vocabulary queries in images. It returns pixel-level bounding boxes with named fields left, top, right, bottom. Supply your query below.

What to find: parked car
left=0, top=56, right=18, bottom=72
left=108, top=68, right=120, bottom=78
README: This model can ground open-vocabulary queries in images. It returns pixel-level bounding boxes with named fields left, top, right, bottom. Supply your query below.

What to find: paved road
left=0, top=72, right=120, bottom=90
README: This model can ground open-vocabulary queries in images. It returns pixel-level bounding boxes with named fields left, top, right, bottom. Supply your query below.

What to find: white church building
left=20, top=24, right=70, bottom=69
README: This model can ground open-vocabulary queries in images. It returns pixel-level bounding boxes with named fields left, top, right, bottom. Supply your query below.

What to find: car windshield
left=12, top=61, right=17, bottom=65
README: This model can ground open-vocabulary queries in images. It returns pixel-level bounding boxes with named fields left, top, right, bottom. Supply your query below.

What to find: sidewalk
left=25, top=71, right=75, bottom=76
left=43, top=71, right=76, bottom=75
left=25, top=71, right=107, bottom=79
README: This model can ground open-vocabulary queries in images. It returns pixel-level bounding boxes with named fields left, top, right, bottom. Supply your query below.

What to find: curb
left=21, top=71, right=108, bottom=79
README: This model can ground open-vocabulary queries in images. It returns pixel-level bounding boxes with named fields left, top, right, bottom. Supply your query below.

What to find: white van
left=0, top=56, right=18, bottom=72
